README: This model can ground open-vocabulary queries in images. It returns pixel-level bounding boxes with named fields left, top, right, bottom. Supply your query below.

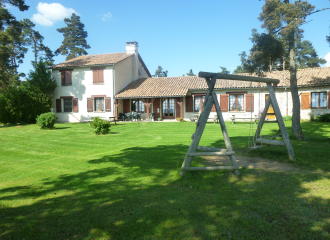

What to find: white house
left=115, top=67, right=330, bottom=121
left=51, top=41, right=330, bottom=123
left=50, top=41, right=151, bottom=122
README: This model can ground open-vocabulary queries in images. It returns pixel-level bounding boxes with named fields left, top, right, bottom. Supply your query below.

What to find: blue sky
left=8, top=0, right=330, bottom=78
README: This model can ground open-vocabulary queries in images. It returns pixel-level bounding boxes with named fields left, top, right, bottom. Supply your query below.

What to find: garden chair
left=132, top=112, right=137, bottom=121
left=125, top=113, right=132, bottom=121
left=119, top=113, right=125, bottom=121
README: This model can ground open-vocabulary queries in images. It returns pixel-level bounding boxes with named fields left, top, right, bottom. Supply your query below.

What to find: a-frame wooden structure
left=179, top=72, right=295, bottom=176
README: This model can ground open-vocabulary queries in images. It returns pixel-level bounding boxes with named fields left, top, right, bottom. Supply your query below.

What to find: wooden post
left=266, top=83, right=296, bottom=160
left=180, top=76, right=240, bottom=176
left=180, top=95, right=215, bottom=176
left=211, top=90, right=240, bottom=175
left=115, top=99, right=123, bottom=119
left=254, top=84, right=278, bottom=141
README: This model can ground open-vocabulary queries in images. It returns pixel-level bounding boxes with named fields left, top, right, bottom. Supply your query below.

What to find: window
left=63, top=98, right=73, bottom=112
left=92, top=67, right=105, bottom=84
left=311, top=92, right=327, bottom=108
left=229, top=94, right=244, bottom=111
left=60, top=69, right=73, bottom=86
left=56, top=96, right=78, bottom=113
left=132, top=99, right=144, bottom=112
left=94, top=97, right=105, bottom=111
left=194, top=96, right=205, bottom=112
left=87, top=97, right=111, bottom=112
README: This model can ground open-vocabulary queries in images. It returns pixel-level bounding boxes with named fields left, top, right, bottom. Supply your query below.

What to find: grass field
left=0, top=121, right=329, bottom=239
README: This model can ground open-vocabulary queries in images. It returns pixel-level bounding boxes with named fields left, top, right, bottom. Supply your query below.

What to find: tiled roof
left=115, top=67, right=330, bottom=99
left=50, top=52, right=133, bottom=69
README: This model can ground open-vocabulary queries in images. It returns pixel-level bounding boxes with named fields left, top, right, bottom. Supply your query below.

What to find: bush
left=282, top=115, right=292, bottom=121
left=90, top=117, right=111, bottom=135
left=176, top=118, right=186, bottom=122
left=310, top=113, right=315, bottom=121
left=157, top=118, right=162, bottom=121
left=36, top=112, right=58, bottom=129
left=316, top=113, right=330, bottom=122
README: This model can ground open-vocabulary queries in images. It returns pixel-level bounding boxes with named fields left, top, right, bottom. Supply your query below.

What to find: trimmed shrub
left=282, top=115, right=292, bottom=121
left=176, top=118, right=186, bottom=122
left=90, top=117, right=111, bottom=135
left=316, top=113, right=330, bottom=122
left=36, top=112, right=58, bottom=129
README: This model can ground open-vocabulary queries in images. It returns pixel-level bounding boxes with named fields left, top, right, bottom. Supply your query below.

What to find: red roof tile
left=50, top=52, right=133, bottom=69
left=115, top=67, right=330, bottom=98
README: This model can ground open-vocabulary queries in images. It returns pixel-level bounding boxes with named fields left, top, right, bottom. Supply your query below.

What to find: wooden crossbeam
left=199, top=72, right=280, bottom=84
left=187, top=151, right=235, bottom=157
left=182, top=166, right=239, bottom=171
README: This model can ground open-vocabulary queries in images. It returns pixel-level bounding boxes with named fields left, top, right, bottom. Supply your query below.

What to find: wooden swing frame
left=179, top=72, right=295, bottom=176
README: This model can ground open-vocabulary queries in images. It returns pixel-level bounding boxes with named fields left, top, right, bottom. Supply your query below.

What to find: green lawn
left=0, top=121, right=329, bottom=239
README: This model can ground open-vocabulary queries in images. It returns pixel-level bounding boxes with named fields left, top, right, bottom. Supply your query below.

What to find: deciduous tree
left=0, top=59, right=57, bottom=124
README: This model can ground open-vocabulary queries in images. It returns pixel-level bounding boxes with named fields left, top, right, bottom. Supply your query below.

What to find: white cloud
left=102, top=12, right=112, bottom=21
left=31, top=3, right=76, bottom=26
left=325, top=52, right=330, bottom=67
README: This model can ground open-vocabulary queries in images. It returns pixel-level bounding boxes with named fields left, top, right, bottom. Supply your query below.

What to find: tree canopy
left=22, top=19, right=54, bottom=67
left=186, top=69, right=195, bottom=76
left=219, top=66, right=230, bottom=74
left=0, top=0, right=29, bottom=92
left=55, top=13, right=90, bottom=60
left=153, top=66, right=168, bottom=77
left=0, top=59, right=57, bottom=124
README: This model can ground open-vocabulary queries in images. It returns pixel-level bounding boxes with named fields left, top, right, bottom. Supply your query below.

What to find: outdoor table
left=108, top=116, right=118, bottom=125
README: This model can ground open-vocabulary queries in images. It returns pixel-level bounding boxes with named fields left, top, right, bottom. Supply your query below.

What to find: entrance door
left=265, top=94, right=276, bottom=120
left=162, top=98, right=175, bottom=119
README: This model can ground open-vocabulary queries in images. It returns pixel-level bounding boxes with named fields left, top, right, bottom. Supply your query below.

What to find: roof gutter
left=49, top=63, right=115, bottom=70
left=115, top=95, right=186, bottom=99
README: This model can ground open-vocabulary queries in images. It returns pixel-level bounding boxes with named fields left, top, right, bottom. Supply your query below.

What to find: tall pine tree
left=0, top=0, right=29, bottom=92
left=55, top=13, right=90, bottom=60
left=22, top=19, right=54, bottom=67
left=259, top=0, right=321, bottom=140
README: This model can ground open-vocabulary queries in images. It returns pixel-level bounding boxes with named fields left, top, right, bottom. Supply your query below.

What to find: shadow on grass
left=54, top=127, right=71, bottom=130
left=1, top=144, right=330, bottom=239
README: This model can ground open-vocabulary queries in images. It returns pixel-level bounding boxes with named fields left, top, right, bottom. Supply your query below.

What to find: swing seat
left=248, top=145, right=263, bottom=150
left=255, top=138, right=285, bottom=147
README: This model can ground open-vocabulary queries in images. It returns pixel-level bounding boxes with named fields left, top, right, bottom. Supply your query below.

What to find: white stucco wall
left=53, top=66, right=114, bottom=122
left=114, top=57, right=134, bottom=95
left=179, top=87, right=330, bottom=122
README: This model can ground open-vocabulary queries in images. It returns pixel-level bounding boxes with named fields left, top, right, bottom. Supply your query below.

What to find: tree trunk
left=34, top=40, right=37, bottom=66
left=288, top=30, right=304, bottom=140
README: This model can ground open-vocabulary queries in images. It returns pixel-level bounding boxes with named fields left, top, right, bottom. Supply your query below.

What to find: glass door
left=162, top=98, right=175, bottom=119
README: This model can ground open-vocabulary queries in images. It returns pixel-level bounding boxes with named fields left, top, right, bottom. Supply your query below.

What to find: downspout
left=113, top=64, right=115, bottom=116
left=285, top=87, right=288, bottom=115
left=283, top=58, right=288, bottom=115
